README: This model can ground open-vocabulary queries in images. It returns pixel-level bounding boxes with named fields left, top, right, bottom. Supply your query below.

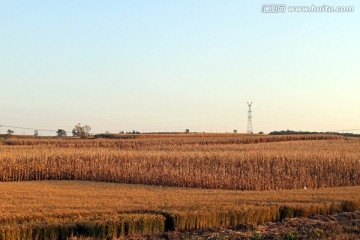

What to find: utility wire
left=337, top=128, right=360, bottom=132
left=0, top=125, right=71, bottom=134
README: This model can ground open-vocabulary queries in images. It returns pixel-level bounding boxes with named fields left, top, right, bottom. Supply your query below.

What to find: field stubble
left=0, top=181, right=360, bottom=239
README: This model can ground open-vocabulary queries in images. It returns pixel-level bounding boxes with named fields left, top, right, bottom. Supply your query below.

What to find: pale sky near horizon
left=1, top=1, right=359, bottom=135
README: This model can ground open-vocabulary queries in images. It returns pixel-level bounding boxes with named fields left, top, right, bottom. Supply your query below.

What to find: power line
left=0, top=125, right=71, bottom=134
left=337, top=128, right=360, bottom=132
left=1, top=125, right=56, bottom=132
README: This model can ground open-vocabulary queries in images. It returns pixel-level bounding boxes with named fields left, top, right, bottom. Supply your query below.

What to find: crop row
left=2, top=134, right=341, bottom=149
left=0, top=141, right=359, bottom=190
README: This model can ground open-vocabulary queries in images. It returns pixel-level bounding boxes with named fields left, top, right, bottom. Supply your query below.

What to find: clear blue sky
left=1, top=0, right=359, bottom=135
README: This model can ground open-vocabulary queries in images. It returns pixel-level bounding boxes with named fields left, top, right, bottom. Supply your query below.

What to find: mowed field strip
left=1, top=181, right=360, bottom=220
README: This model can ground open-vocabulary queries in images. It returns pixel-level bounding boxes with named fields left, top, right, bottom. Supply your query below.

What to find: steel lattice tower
left=247, top=102, right=253, bottom=134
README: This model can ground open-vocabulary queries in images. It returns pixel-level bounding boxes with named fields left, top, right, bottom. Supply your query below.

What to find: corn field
left=0, top=135, right=359, bottom=190
left=2, top=134, right=341, bottom=148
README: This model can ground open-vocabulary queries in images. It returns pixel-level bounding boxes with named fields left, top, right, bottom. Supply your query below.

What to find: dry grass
left=160, top=211, right=360, bottom=240
left=1, top=180, right=358, bottom=220
left=0, top=181, right=360, bottom=239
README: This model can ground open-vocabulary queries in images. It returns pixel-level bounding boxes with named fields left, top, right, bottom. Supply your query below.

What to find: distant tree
left=185, top=129, right=190, bottom=133
left=258, top=131, right=264, bottom=135
left=72, top=123, right=91, bottom=138
left=105, top=131, right=110, bottom=134
left=56, top=129, right=67, bottom=137
left=233, top=130, right=238, bottom=134
left=119, top=131, right=124, bottom=134
left=7, top=129, right=14, bottom=135
left=34, top=130, right=39, bottom=137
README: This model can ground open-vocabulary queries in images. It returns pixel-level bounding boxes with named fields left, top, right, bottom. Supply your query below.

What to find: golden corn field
left=0, top=135, right=359, bottom=190
left=2, top=133, right=341, bottom=148
left=0, top=134, right=360, bottom=239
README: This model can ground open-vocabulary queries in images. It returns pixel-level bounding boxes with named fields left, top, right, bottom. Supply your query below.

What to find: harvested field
left=157, top=211, right=360, bottom=240
left=0, top=181, right=360, bottom=239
